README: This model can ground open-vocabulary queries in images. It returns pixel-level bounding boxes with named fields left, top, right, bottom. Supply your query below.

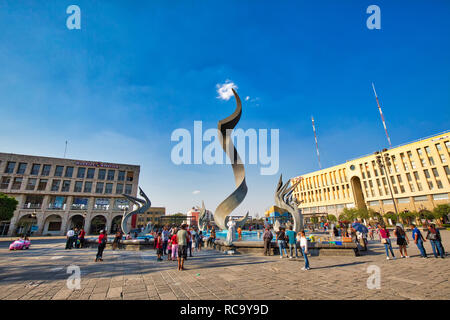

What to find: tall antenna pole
left=311, top=116, right=322, bottom=169
left=372, top=83, right=392, bottom=148
left=64, top=140, right=68, bottom=158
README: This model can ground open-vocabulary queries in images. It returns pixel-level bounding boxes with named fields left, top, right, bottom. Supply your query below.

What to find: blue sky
left=1, top=0, right=449, bottom=216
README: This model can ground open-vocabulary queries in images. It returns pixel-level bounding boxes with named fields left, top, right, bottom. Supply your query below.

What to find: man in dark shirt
left=263, top=227, right=273, bottom=256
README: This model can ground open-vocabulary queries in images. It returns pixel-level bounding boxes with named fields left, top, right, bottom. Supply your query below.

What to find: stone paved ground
left=0, top=230, right=449, bottom=300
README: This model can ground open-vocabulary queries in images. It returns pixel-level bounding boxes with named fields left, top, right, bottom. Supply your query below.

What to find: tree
left=341, top=208, right=358, bottom=221
left=383, top=212, right=397, bottom=225
left=0, top=193, right=18, bottom=221
left=433, top=204, right=450, bottom=225
left=399, top=211, right=415, bottom=225
left=327, top=214, right=337, bottom=222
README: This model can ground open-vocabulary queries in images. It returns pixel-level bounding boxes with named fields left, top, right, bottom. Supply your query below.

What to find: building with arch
left=291, top=131, right=450, bottom=220
left=0, top=152, right=140, bottom=236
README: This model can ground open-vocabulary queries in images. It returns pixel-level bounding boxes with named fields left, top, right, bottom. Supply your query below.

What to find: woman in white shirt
left=298, top=231, right=310, bottom=270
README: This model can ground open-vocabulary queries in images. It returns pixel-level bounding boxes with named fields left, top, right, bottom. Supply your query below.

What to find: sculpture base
left=85, top=238, right=155, bottom=251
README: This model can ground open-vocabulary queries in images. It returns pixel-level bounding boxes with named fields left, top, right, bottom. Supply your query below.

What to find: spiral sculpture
left=274, top=174, right=304, bottom=232
left=121, top=187, right=152, bottom=236
left=213, top=89, right=249, bottom=231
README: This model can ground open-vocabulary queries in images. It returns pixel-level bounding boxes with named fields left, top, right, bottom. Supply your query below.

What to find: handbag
left=381, top=238, right=388, bottom=244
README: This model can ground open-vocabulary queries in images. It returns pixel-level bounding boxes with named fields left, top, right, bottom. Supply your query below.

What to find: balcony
left=71, top=204, right=88, bottom=210
left=22, top=203, right=42, bottom=209
left=93, top=206, right=109, bottom=211
left=0, top=183, right=9, bottom=189
left=48, top=203, right=67, bottom=210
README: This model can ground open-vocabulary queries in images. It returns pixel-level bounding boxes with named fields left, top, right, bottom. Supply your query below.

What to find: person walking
left=187, top=227, right=193, bottom=258
left=155, top=232, right=163, bottom=261
left=426, top=224, right=445, bottom=259
left=95, top=230, right=107, bottom=262
left=276, top=227, right=288, bottom=258
left=379, top=225, right=396, bottom=260
left=177, top=224, right=188, bottom=271
left=394, top=224, right=409, bottom=258
left=162, top=226, right=170, bottom=256
left=196, top=231, right=204, bottom=252
left=171, top=229, right=178, bottom=261
left=65, top=228, right=75, bottom=250
left=237, top=226, right=242, bottom=241
left=263, top=227, right=273, bottom=256
left=411, top=224, right=427, bottom=258
left=286, top=226, right=298, bottom=258
left=208, top=227, right=216, bottom=247
left=78, top=228, right=86, bottom=248
left=299, top=231, right=310, bottom=270
left=112, top=230, right=121, bottom=250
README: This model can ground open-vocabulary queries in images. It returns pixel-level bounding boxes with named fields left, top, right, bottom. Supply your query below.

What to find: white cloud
left=192, top=190, right=200, bottom=195
left=216, top=80, right=238, bottom=100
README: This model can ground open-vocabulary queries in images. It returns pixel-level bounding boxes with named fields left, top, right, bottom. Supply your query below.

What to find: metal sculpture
left=121, top=187, right=152, bottom=236
left=274, top=174, right=304, bottom=232
left=198, top=201, right=208, bottom=232
left=213, top=89, right=249, bottom=231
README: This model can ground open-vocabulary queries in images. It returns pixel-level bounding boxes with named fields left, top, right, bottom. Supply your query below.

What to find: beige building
left=0, top=152, right=140, bottom=236
left=136, top=207, right=166, bottom=227
left=291, top=131, right=450, bottom=219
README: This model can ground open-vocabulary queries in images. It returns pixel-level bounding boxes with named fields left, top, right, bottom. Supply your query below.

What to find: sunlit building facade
left=291, top=131, right=450, bottom=219
left=0, top=152, right=140, bottom=236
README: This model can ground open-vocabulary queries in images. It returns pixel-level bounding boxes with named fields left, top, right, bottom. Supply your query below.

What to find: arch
left=68, top=214, right=85, bottom=231
left=42, top=214, right=63, bottom=235
left=15, top=214, right=38, bottom=236
left=350, top=176, right=366, bottom=209
left=110, top=215, right=123, bottom=234
left=90, top=215, right=107, bottom=234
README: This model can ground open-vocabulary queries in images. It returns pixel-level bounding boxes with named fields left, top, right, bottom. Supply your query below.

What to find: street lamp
left=375, top=148, right=399, bottom=222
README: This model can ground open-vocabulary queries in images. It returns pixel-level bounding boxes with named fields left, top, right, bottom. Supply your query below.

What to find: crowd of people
left=65, top=227, right=86, bottom=249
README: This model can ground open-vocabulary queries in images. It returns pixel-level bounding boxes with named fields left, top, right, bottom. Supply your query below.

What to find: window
left=431, top=168, right=439, bottom=178
left=107, top=170, right=115, bottom=181
left=429, top=157, right=435, bottom=166
left=126, top=171, right=134, bottom=182
left=54, top=166, right=64, bottom=177
left=61, top=180, right=71, bottom=192
left=48, top=196, right=66, bottom=210
left=382, top=199, right=394, bottom=205
left=37, top=179, right=48, bottom=191
left=0, top=177, right=11, bottom=189
left=65, top=166, right=74, bottom=178
left=84, top=181, right=92, bottom=193
left=417, top=148, right=423, bottom=156
left=86, top=168, right=95, bottom=179
left=26, top=178, right=37, bottom=190
left=95, top=182, right=104, bottom=193
left=435, top=143, right=442, bottom=151
left=414, top=195, right=427, bottom=202
left=98, top=169, right=106, bottom=180
left=424, top=146, right=431, bottom=155
left=41, top=164, right=51, bottom=176
left=5, top=161, right=16, bottom=173
left=51, top=180, right=61, bottom=191
left=11, top=177, right=22, bottom=190
left=105, top=183, right=113, bottom=194
left=31, top=164, right=40, bottom=175
left=423, top=169, right=430, bottom=179
left=433, top=193, right=449, bottom=201
left=368, top=201, right=379, bottom=206
left=71, top=198, right=89, bottom=210
left=118, top=171, right=125, bottom=181
left=125, top=184, right=132, bottom=195
left=17, top=163, right=27, bottom=174
left=116, top=183, right=123, bottom=194
left=398, top=197, right=410, bottom=203
left=74, top=181, right=83, bottom=192
left=94, top=198, right=110, bottom=210
left=440, top=154, right=446, bottom=163
left=76, top=167, right=86, bottom=179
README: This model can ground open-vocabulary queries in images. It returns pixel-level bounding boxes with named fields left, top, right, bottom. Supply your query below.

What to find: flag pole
left=372, top=83, right=392, bottom=148
left=311, top=116, right=322, bottom=169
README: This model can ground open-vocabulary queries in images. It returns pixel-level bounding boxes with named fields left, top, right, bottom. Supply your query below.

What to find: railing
left=0, top=183, right=9, bottom=189
left=71, top=204, right=88, bottom=210
left=48, top=204, right=66, bottom=210
left=22, top=204, right=42, bottom=209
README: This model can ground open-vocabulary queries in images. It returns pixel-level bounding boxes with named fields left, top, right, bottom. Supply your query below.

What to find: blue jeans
left=278, top=240, right=287, bottom=257
left=383, top=239, right=395, bottom=258
left=430, top=240, right=444, bottom=258
left=288, top=243, right=298, bottom=257
left=301, top=246, right=309, bottom=269
left=416, top=239, right=427, bottom=257
left=162, top=240, right=168, bottom=255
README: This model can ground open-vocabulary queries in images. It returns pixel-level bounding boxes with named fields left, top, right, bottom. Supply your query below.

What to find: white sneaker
left=405, top=256, right=410, bottom=258
left=280, top=256, right=283, bottom=259
left=301, top=267, right=308, bottom=271
left=386, top=257, right=390, bottom=260
left=289, top=256, right=293, bottom=259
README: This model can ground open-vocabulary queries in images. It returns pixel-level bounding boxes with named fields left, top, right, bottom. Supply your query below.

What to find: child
left=167, top=238, right=172, bottom=260
left=156, top=232, right=163, bottom=261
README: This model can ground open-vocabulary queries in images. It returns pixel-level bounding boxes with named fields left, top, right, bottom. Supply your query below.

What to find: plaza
left=0, top=230, right=448, bottom=300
